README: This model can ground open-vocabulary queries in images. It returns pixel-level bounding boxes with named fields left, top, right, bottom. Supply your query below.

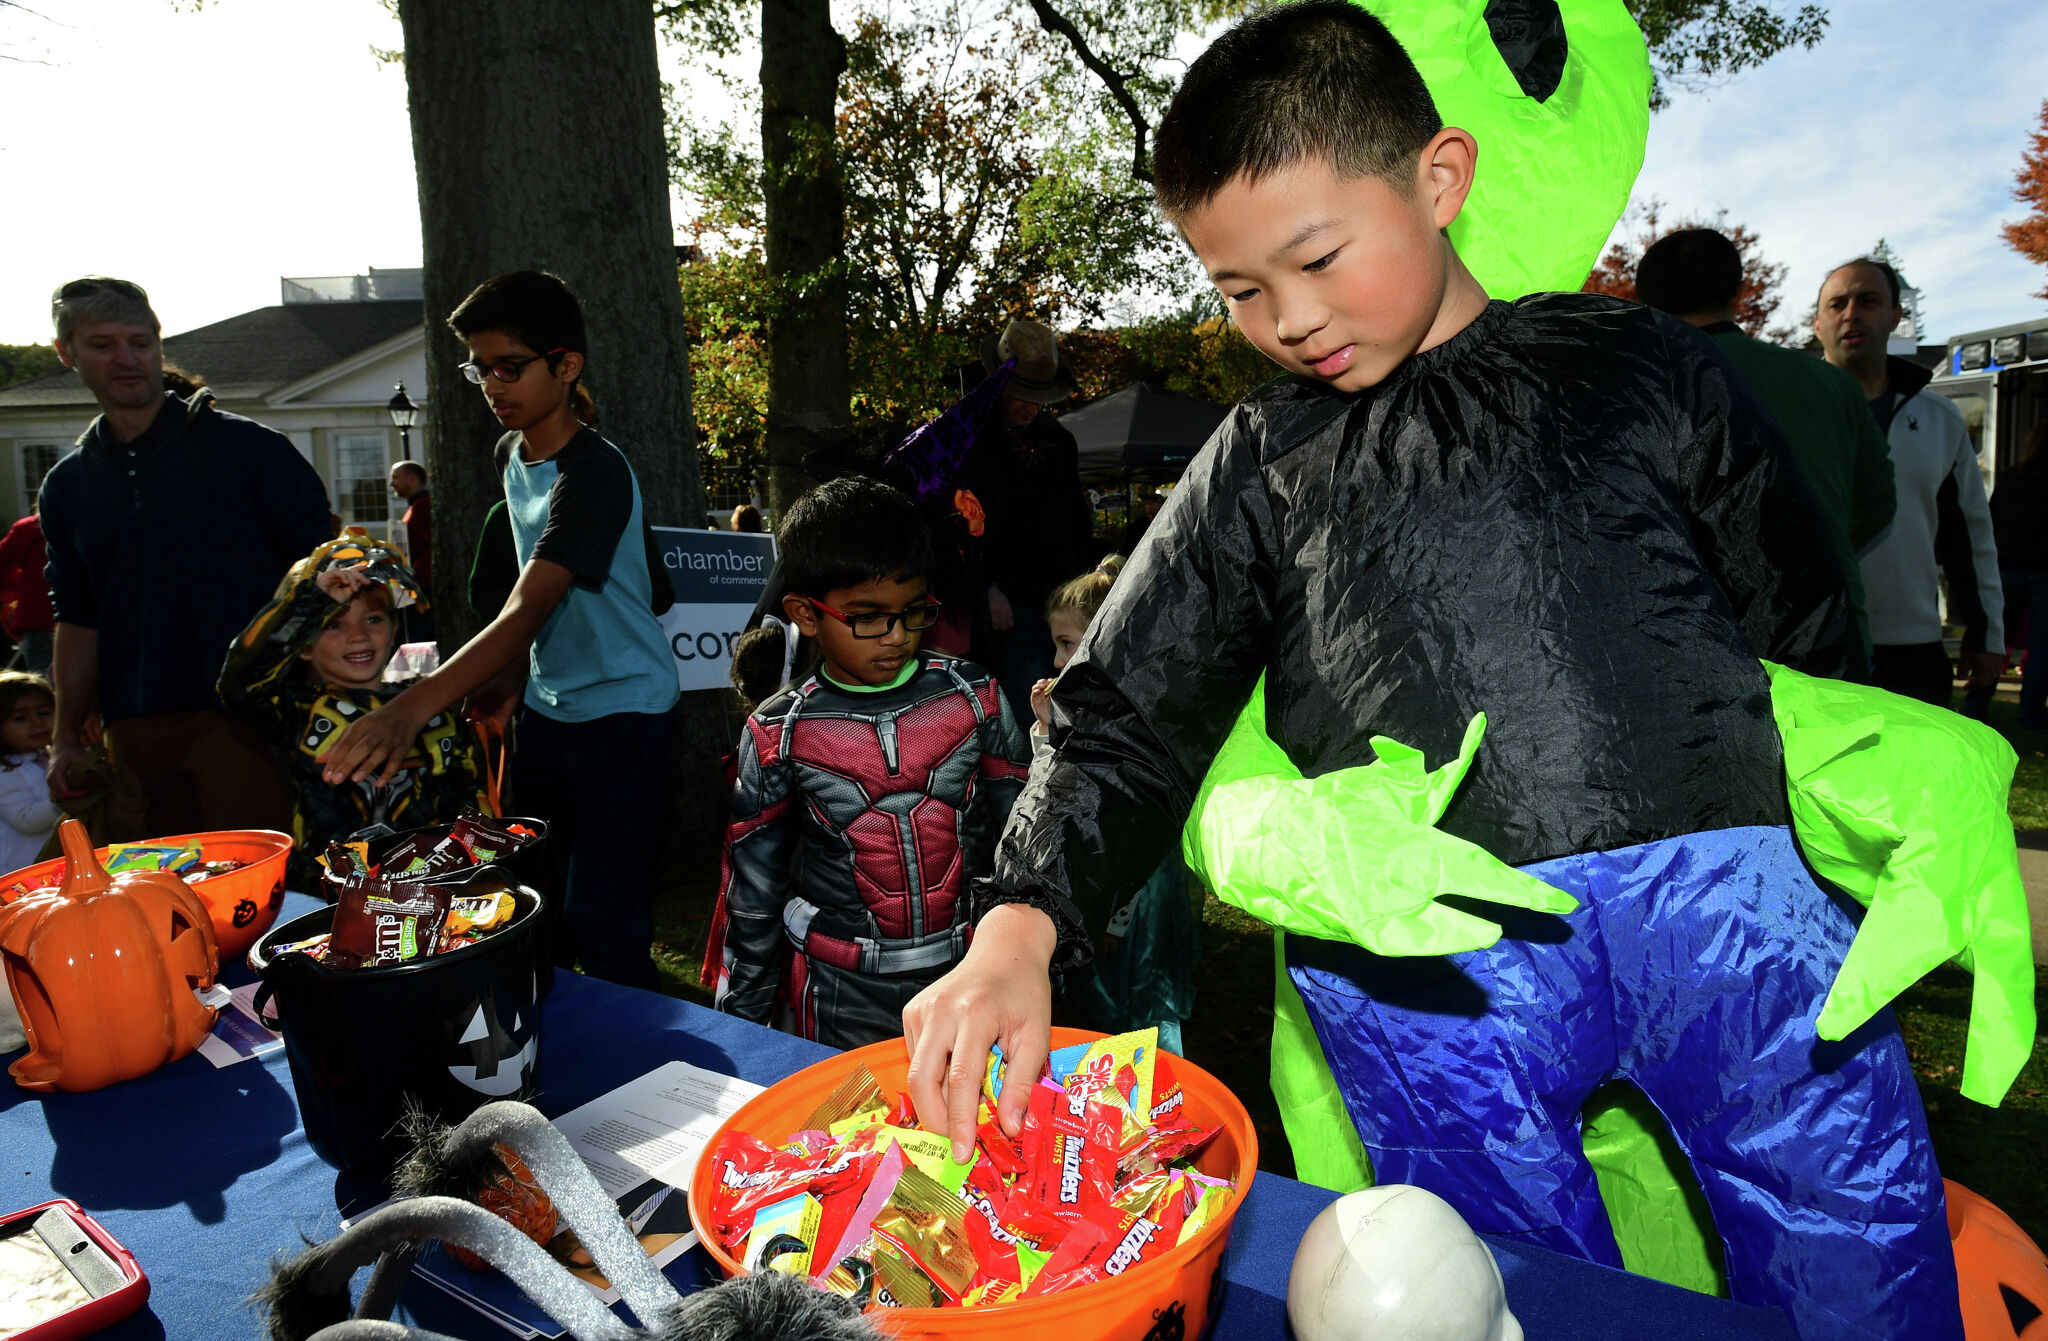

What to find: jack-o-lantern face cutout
left=446, top=979, right=537, bottom=1098
left=0, top=820, right=221, bottom=1093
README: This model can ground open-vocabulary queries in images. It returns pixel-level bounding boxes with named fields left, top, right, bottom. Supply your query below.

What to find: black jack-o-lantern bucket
left=248, top=867, right=544, bottom=1178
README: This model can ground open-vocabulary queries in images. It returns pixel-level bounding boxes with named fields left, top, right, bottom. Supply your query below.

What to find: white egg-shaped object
left=1286, top=1185, right=1523, bottom=1341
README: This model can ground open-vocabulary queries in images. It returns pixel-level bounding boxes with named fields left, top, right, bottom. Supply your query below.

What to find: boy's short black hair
left=1634, top=229, right=1744, bottom=318
left=448, top=270, right=588, bottom=356
left=1153, top=0, right=1442, bottom=221
left=778, top=478, right=933, bottom=597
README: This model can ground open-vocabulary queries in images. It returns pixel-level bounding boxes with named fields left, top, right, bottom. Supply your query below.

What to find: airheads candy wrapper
left=860, top=1124, right=977, bottom=1195
left=745, top=1191, right=822, bottom=1276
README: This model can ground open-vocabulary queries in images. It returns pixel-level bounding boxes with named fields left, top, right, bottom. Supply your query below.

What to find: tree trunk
left=397, top=0, right=730, bottom=949
left=760, top=0, right=852, bottom=514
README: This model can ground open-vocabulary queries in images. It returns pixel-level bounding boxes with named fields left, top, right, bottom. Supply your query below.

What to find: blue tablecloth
left=0, top=894, right=1795, bottom=1340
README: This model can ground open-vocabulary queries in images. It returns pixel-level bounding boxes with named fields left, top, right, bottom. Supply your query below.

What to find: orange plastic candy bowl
left=1946, top=1179, right=2048, bottom=1340
left=687, top=1028, right=1258, bottom=1340
left=0, top=827, right=290, bottom=961
left=0, top=819, right=221, bottom=1093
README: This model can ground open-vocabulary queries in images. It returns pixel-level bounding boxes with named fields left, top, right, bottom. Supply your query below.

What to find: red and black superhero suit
left=714, top=654, right=1030, bottom=1048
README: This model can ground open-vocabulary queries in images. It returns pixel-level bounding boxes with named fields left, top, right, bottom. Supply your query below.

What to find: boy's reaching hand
left=314, top=564, right=375, bottom=604
left=904, top=901, right=1058, bottom=1163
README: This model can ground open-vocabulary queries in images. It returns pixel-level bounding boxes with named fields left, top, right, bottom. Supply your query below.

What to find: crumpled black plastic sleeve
left=970, top=295, right=1863, bottom=966
left=968, top=409, right=1275, bottom=967
left=1665, top=321, right=1860, bottom=679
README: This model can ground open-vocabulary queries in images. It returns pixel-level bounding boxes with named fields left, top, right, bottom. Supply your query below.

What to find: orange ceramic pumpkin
left=0, top=819, right=221, bottom=1093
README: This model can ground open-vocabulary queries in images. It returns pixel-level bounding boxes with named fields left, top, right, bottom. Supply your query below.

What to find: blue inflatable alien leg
left=1285, top=850, right=1624, bottom=1265
left=1599, top=826, right=1962, bottom=1341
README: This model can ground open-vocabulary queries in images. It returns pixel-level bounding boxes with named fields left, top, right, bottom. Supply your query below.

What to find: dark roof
left=0, top=299, right=424, bottom=408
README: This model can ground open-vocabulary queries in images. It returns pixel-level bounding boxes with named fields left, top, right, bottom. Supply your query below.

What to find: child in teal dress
left=1029, top=556, right=1199, bottom=1053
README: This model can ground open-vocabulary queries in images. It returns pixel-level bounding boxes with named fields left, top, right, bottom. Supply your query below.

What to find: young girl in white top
left=0, top=671, right=60, bottom=877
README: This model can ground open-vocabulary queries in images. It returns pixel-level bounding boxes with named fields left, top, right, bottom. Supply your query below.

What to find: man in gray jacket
left=1816, top=258, right=2002, bottom=707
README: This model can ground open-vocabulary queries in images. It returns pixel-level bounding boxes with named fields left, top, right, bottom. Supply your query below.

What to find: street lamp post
left=387, top=381, right=419, bottom=457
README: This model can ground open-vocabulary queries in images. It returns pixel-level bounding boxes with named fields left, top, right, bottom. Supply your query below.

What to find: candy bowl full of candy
left=686, top=1026, right=1257, bottom=1340
left=0, top=828, right=292, bottom=960
left=247, top=831, right=547, bottom=1178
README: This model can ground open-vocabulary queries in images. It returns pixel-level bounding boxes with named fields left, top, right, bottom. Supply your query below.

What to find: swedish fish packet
left=1063, top=1027, right=1158, bottom=1145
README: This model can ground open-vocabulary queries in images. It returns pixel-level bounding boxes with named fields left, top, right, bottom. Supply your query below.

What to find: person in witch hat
left=962, top=317, right=1096, bottom=722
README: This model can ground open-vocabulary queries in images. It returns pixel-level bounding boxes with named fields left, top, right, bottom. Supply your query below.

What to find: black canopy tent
left=1058, top=380, right=1230, bottom=550
left=1062, top=381, right=1231, bottom=483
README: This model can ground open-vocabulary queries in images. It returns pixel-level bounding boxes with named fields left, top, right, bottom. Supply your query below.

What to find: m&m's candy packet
left=705, top=1028, right=1229, bottom=1312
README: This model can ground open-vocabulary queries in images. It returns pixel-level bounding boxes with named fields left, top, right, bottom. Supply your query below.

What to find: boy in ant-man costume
left=715, top=479, right=1030, bottom=1048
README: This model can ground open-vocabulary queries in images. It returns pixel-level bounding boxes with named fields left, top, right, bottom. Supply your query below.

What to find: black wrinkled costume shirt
left=981, top=294, right=1858, bottom=960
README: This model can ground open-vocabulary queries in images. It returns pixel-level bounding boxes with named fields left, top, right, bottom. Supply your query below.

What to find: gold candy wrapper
left=807, top=1065, right=885, bottom=1132
left=868, top=1163, right=978, bottom=1302
left=873, top=1239, right=945, bottom=1309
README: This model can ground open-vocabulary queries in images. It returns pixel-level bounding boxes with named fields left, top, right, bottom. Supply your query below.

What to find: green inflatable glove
left=1765, top=661, right=2038, bottom=1106
left=1182, top=682, right=1577, bottom=958
left=1365, top=0, right=1651, bottom=295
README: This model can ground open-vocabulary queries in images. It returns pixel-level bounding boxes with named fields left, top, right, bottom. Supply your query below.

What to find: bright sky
left=1, top=0, right=2044, bottom=347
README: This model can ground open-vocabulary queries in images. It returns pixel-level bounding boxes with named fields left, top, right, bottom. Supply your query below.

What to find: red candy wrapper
left=1035, top=1083, right=1119, bottom=1223
left=1021, top=1195, right=1187, bottom=1297
left=976, top=1115, right=1028, bottom=1180
left=1149, top=1054, right=1186, bottom=1126
left=709, top=1132, right=877, bottom=1246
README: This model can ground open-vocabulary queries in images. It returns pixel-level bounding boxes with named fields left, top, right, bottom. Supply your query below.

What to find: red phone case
left=0, top=1198, right=149, bottom=1340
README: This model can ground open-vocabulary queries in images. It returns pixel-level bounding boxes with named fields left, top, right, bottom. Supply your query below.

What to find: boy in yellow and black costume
left=220, top=533, right=490, bottom=889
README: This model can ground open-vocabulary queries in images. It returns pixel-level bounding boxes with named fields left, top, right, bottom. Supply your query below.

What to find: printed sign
left=653, top=526, right=777, bottom=692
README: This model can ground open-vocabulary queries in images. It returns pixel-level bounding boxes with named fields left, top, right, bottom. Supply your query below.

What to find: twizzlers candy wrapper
left=709, top=1131, right=877, bottom=1247
left=1037, top=1080, right=1119, bottom=1223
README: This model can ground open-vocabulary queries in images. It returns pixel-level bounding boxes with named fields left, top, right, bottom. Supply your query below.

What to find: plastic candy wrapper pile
left=268, top=811, right=537, bottom=970
left=4, top=841, right=246, bottom=900
left=704, top=1027, right=1232, bottom=1311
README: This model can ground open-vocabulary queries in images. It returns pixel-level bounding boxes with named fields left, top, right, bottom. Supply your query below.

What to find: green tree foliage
left=671, top=0, right=1198, bottom=485
left=1625, top=0, right=1828, bottom=109
left=0, top=343, right=61, bottom=393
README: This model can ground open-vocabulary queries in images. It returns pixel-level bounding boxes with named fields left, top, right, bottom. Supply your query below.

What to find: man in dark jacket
left=41, top=276, right=333, bottom=833
left=962, top=319, right=1095, bottom=721
left=1635, top=229, right=1895, bottom=667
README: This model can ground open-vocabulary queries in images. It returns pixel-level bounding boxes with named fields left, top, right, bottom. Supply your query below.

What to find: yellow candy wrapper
left=870, top=1124, right=978, bottom=1194
left=744, top=1191, right=822, bottom=1276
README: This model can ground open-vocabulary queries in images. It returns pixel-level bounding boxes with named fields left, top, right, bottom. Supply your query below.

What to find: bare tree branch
left=1019, top=0, right=1152, bottom=184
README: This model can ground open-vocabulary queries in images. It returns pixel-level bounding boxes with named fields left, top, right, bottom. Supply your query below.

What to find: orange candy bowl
left=686, top=1028, right=1258, bottom=1340
left=1, top=829, right=292, bottom=961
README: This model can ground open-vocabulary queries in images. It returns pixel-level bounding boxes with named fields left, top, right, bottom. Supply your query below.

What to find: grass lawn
left=648, top=683, right=2048, bottom=1248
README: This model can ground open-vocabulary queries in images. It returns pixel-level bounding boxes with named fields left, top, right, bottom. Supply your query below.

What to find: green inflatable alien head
left=1363, top=0, right=1651, bottom=298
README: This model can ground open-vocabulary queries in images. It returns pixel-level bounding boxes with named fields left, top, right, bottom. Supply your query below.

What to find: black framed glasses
left=802, top=595, right=943, bottom=639
left=459, top=346, right=569, bottom=385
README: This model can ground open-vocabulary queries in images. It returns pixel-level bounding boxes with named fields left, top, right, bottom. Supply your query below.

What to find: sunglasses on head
left=56, top=277, right=149, bottom=303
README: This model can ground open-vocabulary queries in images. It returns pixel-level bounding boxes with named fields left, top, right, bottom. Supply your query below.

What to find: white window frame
left=14, top=441, right=70, bottom=518
left=330, top=430, right=395, bottom=534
